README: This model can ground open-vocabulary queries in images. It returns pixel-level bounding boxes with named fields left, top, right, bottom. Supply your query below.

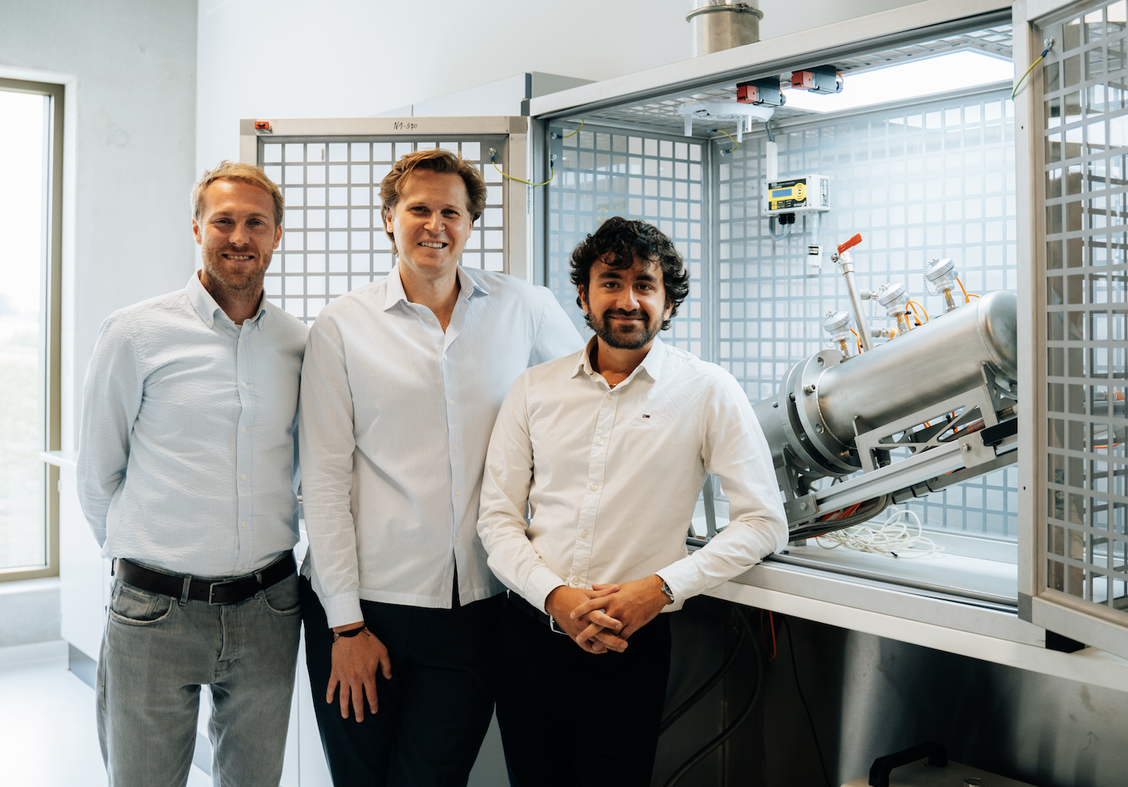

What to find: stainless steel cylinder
left=815, top=290, right=1017, bottom=447
left=687, top=1, right=762, bottom=56
left=754, top=290, right=1018, bottom=479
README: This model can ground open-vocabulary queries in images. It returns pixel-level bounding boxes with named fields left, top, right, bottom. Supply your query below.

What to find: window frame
left=0, top=76, right=64, bottom=582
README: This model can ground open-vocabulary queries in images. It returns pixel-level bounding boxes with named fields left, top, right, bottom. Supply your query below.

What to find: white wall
left=195, top=0, right=919, bottom=169
left=0, top=0, right=198, bottom=450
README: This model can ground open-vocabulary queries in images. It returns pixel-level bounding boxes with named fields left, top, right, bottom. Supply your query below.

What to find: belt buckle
left=549, top=616, right=569, bottom=636
left=208, top=578, right=237, bottom=605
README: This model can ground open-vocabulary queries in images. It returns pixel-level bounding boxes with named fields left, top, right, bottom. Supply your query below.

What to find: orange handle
left=836, top=233, right=863, bottom=255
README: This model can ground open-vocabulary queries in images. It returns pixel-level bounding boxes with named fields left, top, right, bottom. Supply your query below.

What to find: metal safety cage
left=238, top=116, right=533, bottom=323
left=1016, top=0, right=1128, bottom=660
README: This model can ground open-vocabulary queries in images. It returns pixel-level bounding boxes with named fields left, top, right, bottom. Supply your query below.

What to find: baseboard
left=0, top=638, right=68, bottom=667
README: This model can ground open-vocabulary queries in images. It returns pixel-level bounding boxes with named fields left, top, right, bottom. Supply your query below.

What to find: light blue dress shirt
left=299, top=264, right=583, bottom=628
left=77, top=273, right=308, bottom=577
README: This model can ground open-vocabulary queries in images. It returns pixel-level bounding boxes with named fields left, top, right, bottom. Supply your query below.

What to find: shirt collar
left=383, top=263, right=488, bottom=311
left=573, top=335, right=667, bottom=385
left=186, top=271, right=267, bottom=328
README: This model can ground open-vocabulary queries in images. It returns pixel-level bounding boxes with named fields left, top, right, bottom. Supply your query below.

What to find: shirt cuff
left=525, top=566, right=568, bottom=614
left=320, top=591, right=365, bottom=630
left=654, top=557, right=706, bottom=611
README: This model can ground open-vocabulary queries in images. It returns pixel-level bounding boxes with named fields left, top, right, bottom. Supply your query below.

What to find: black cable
left=659, top=612, right=747, bottom=735
left=780, top=616, right=834, bottom=787
left=662, top=605, right=764, bottom=787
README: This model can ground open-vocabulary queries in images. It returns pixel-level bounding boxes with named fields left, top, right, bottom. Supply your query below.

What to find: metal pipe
left=836, top=251, right=874, bottom=352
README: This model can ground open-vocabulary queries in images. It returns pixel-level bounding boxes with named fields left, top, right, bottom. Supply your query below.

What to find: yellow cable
left=561, top=119, right=584, bottom=139
left=908, top=300, right=929, bottom=324
left=713, top=128, right=739, bottom=152
left=1012, top=49, right=1048, bottom=100
left=491, top=159, right=555, bottom=187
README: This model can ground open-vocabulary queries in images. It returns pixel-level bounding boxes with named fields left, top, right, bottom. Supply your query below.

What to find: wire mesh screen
left=546, top=125, right=707, bottom=358
left=1042, top=1, right=1128, bottom=612
left=716, top=89, right=1019, bottom=538
left=258, top=137, right=507, bottom=323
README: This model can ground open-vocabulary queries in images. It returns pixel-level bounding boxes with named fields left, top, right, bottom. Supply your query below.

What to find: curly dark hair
left=569, top=217, right=690, bottom=331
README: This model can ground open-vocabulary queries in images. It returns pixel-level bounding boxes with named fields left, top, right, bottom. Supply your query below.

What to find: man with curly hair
left=478, top=216, right=788, bottom=787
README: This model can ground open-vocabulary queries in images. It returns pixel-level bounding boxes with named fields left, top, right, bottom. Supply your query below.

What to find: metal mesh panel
left=259, top=137, right=507, bottom=323
left=546, top=125, right=708, bottom=358
left=716, top=89, right=1019, bottom=538
left=1042, top=2, right=1128, bottom=612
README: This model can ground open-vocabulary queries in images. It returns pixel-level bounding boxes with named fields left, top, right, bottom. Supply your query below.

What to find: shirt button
left=241, top=474, right=247, bottom=480
left=570, top=577, right=581, bottom=587
left=455, top=490, right=461, bottom=496
left=589, top=483, right=598, bottom=491
left=454, top=536, right=459, bottom=543
left=597, top=438, right=605, bottom=446
left=207, top=320, right=213, bottom=327
left=581, top=530, right=589, bottom=538
left=449, top=399, right=455, bottom=406
left=453, top=444, right=459, bottom=451
left=238, top=339, right=242, bottom=344
left=240, top=381, right=247, bottom=388
left=241, top=426, right=246, bottom=433
left=607, top=392, right=614, bottom=399
left=240, top=521, right=246, bottom=528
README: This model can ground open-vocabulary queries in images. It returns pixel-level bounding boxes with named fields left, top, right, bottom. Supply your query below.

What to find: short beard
left=587, top=309, right=660, bottom=350
left=202, top=248, right=270, bottom=292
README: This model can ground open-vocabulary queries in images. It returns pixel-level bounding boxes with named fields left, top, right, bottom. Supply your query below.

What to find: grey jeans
left=96, top=571, right=301, bottom=787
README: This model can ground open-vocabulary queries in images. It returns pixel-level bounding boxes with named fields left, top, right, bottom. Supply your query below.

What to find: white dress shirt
left=477, top=336, right=789, bottom=614
left=77, top=272, right=308, bottom=576
left=299, top=264, right=582, bottom=628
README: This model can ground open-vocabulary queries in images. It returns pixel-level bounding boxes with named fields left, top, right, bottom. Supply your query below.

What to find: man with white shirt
left=477, top=216, right=789, bottom=787
left=77, top=161, right=307, bottom=786
left=298, top=147, right=581, bottom=786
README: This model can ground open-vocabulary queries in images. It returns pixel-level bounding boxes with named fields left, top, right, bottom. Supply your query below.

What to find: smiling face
left=192, top=178, right=282, bottom=294
left=580, top=255, right=672, bottom=352
left=384, top=170, right=473, bottom=287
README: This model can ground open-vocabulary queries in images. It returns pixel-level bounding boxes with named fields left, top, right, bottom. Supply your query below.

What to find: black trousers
left=494, top=596, right=672, bottom=787
left=300, top=576, right=501, bottom=787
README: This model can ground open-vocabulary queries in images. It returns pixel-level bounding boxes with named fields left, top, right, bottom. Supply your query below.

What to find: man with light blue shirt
left=78, top=161, right=307, bottom=787
left=298, top=148, right=582, bottom=786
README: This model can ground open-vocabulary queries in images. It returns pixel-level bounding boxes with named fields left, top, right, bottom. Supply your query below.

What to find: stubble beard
left=202, top=245, right=271, bottom=293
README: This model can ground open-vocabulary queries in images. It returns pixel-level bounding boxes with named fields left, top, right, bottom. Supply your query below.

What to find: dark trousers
left=300, top=576, right=501, bottom=787
left=494, top=596, right=672, bottom=787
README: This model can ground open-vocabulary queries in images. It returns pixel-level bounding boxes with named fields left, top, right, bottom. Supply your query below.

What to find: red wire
left=760, top=609, right=777, bottom=661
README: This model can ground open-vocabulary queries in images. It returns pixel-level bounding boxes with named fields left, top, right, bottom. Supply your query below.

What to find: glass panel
left=0, top=89, right=48, bottom=570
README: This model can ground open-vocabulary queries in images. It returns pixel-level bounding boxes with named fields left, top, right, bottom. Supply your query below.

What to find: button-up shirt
left=299, top=264, right=582, bottom=628
left=77, top=272, right=308, bottom=576
left=478, top=336, right=789, bottom=614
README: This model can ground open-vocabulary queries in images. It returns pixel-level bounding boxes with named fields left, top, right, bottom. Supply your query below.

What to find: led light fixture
left=782, top=50, right=1015, bottom=113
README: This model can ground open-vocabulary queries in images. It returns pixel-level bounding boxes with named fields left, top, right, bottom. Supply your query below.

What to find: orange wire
left=956, top=277, right=980, bottom=303
left=850, top=327, right=862, bottom=353
left=760, top=609, right=777, bottom=661
left=908, top=300, right=929, bottom=325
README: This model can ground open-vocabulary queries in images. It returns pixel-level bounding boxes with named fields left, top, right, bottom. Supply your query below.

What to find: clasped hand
left=545, top=575, right=669, bottom=655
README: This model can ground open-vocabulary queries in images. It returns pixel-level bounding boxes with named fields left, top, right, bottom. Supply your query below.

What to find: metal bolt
left=1044, top=37, right=1055, bottom=51
left=800, top=502, right=809, bottom=510
left=804, top=384, right=817, bottom=395
left=962, top=443, right=972, bottom=453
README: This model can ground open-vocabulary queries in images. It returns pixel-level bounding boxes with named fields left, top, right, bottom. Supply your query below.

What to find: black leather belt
left=507, top=591, right=568, bottom=635
left=113, top=552, right=296, bottom=605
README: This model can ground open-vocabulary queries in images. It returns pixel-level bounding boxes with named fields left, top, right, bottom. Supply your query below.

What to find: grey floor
left=0, top=640, right=211, bottom=787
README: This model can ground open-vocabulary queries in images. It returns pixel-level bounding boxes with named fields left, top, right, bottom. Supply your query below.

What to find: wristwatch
left=660, top=578, right=675, bottom=605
